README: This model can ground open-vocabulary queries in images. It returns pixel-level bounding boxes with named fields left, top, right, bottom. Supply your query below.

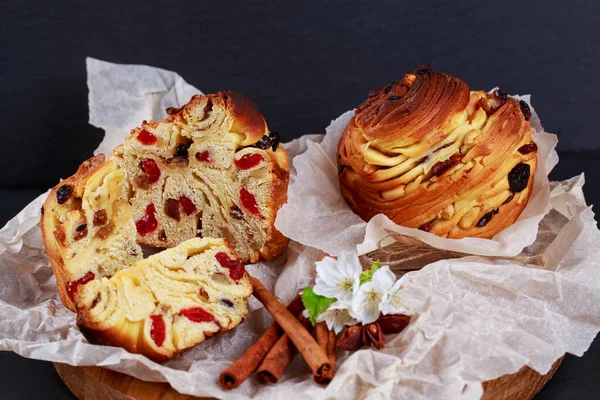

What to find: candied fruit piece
left=141, top=158, right=161, bottom=184
left=150, top=315, right=165, bottom=347
left=137, top=129, right=157, bottom=145
left=66, top=271, right=95, bottom=301
left=136, top=204, right=158, bottom=236
left=93, top=210, right=107, bottom=226
left=164, top=198, right=180, bottom=221
left=239, top=188, right=261, bottom=217
left=195, top=151, right=211, bottom=163
left=229, top=205, right=244, bottom=220
left=215, top=252, right=245, bottom=281
left=234, top=153, right=263, bottom=170
left=180, top=307, right=215, bottom=323
left=179, top=196, right=196, bottom=215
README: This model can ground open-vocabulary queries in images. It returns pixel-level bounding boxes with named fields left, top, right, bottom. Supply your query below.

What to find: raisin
left=158, top=229, right=167, bottom=242
left=215, top=252, right=245, bottom=281
left=476, top=209, right=498, bottom=227
left=338, top=163, right=345, bottom=174
left=180, top=307, right=215, bottom=323
left=508, top=163, right=531, bottom=193
left=229, top=205, right=244, bottom=220
left=134, top=173, right=150, bottom=190
left=235, top=153, right=263, bottom=170
left=385, top=85, right=392, bottom=94
left=66, top=271, right=95, bottom=301
left=56, top=185, right=73, bottom=204
left=518, top=142, right=538, bottom=155
left=221, top=299, right=234, bottom=308
left=195, top=151, right=211, bottom=163
left=495, top=89, right=508, bottom=105
left=240, top=188, right=261, bottom=217
left=93, top=210, right=107, bottom=226
left=174, top=142, right=191, bottom=159
left=417, top=67, right=430, bottom=75
left=40, top=206, right=44, bottom=215
left=141, top=158, right=161, bottom=184
left=419, top=220, right=435, bottom=232
left=431, top=155, right=462, bottom=177
left=137, top=129, right=157, bottom=145
left=269, top=131, right=280, bottom=151
left=179, top=196, right=196, bottom=215
left=253, top=135, right=271, bottom=150
left=503, top=192, right=515, bottom=205
left=196, top=215, right=203, bottom=238
left=74, top=223, right=88, bottom=241
left=519, top=100, right=531, bottom=121
left=164, top=198, right=180, bottom=221
left=150, top=315, right=166, bottom=347
left=387, top=96, right=402, bottom=101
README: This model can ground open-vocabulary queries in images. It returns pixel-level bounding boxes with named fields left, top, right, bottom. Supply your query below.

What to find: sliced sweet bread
left=75, top=237, right=252, bottom=362
left=41, top=155, right=142, bottom=311
left=111, top=92, right=289, bottom=263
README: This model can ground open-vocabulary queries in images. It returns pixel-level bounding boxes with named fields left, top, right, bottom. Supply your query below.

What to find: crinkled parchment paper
left=1, top=58, right=599, bottom=400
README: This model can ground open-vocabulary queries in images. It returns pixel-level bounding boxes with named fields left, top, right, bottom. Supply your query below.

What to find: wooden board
left=54, top=357, right=562, bottom=400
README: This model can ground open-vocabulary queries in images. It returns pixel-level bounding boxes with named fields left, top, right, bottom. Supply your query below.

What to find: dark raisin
left=164, top=198, right=181, bottom=221
left=476, top=209, right=498, bottom=227
left=56, top=185, right=73, bottom=204
left=253, top=135, right=271, bottom=150
left=518, top=142, right=538, bottom=155
left=385, top=85, right=392, bottom=94
left=93, top=210, right=107, bottom=226
left=158, top=229, right=167, bottom=242
left=502, top=192, right=515, bottom=205
left=431, top=155, right=462, bottom=177
left=174, top=142, right=191, bottom=159
left=416, top=67, right=430, bottom=75
left=76, top=223, right=87, bottom=232
left=221, top=299, right=234, bottom=308
left=269, top=131, right=280, bottom=152
left=40, top=206, right=44, bottom=215
left=165, top=106, right=182, bottom=115
left=74, top=224, right=88, bottom=241
left=519, top=100, right=531, bottom=121
left=508, top=163, right=531, bottom=193
left=419, top=220, right=435, bottom=232
left=495, top=89, right=508, bottom=105
left=196, top=215, right=203, bottom=238
left=338, top=163, right=345, bottom=174
left=387, top=96, right=402, bottom=101
left=229, top=205, right=244, bottom=220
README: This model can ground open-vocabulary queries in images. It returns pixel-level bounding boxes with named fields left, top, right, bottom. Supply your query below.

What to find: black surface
left=1, top=1, right=599, bottom=399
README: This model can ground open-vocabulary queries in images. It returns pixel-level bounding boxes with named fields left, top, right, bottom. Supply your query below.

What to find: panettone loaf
left=76, top=237, right=252, bottom=363
left=112, top=92, right=289, bottom=263
left=337, top=66, right=538, bottom=239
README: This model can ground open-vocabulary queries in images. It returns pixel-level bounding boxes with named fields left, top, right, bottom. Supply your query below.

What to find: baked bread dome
left=337, top=66, right=538, bottom=239
left=112, top=91, right=289, bottom=263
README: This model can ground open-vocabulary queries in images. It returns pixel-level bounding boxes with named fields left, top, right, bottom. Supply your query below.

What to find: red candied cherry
left=195, top=151, right=211, bottom=163
left=137, top=129, right=157, bottom=145
left=141, top=158, right=161, bottom=184
left=180, top=307, right=215, bottom=323
left=215, top=252, right=246, bottom=281
left=179, top=196, right=196, bottom=215
left=150, top=315, right=166, bottom=347
left=239, top=188, right=261, bottom=217
left=234, top=153, right=263, bottom=170
left=136, top=204, right=158, bottom=236
left=66, top=271, right=95, bottom=301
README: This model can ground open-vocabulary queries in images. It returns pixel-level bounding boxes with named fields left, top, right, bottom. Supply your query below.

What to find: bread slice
left=75, top=237, right=252, bottom=363
left=112, top=92, right=289, bottom=263
left=41, top=155, right=142, bottom=311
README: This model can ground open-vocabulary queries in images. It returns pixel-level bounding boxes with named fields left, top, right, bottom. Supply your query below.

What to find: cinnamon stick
left=256, top=313, right=312, bottom=384
left=315, top=322, right=337, bottom=384
left=219, top=294, right=303, bottom=389
left=250, top=277, right=332, bottom=383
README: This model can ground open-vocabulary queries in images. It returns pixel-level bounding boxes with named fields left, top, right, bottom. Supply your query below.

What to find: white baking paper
left=1, top=58, right=599, bottom=400
left=276, top=96, right=559, bottom=258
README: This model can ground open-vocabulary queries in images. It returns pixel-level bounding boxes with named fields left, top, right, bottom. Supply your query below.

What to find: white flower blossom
left=381, top=277, right=409, bottom=315
left=313, top=252, right=362, bottom=301
left=351, top=265, right=395, bottom=324
left=316, top=300, right=357, bottom=334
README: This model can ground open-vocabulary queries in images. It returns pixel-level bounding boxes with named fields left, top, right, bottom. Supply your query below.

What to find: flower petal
left=371, top=265, right=396, bottom=292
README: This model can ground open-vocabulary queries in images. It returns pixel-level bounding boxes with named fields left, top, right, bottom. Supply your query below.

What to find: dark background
left=1, top=0, right=599, bottom=398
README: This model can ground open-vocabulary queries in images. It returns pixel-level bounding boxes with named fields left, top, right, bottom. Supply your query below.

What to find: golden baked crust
left=41, top=155, right=142, bottom=311
left=76, top=238, right=252, bottom=363
left=337, top=66, right=538, bottom=239
left=112, top=91, right=289, bottom=263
